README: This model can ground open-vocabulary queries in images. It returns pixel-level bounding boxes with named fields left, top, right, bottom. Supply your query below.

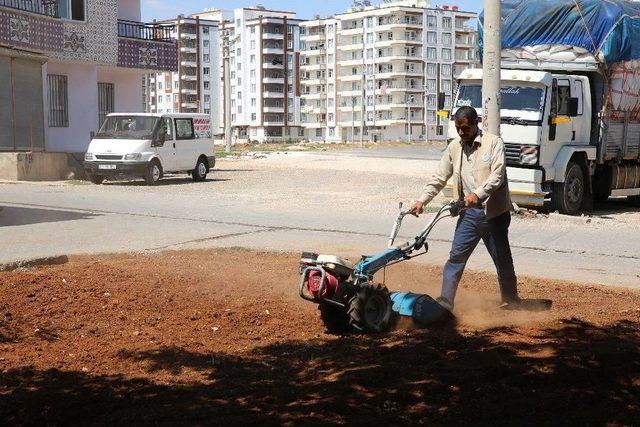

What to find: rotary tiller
left=299, top=200, right=465, bottom=334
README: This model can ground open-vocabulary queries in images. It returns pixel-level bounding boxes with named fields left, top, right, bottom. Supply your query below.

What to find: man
left=410, top=106, right=520, bottom=311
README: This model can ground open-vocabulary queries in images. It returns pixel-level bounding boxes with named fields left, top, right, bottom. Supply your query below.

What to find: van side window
left=175, top=118, right=195, bottom=140
left=573, top=80, right=584, bottom=115
left=164, top=117, right=174, bottom=140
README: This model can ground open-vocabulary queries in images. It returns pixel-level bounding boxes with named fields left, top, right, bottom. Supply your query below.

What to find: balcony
left=181, top=45, right=197, bottom=53
left=0, top=0, right=63, bottom=53
left=117, top=20, right=178, bottom=72
left=181, top=87, right=197, bottom=95
left=181, top=60, right=197, bottom=67
left=263, top=62, right=285, bottom=70
left=182, top=74, right=197, bottom=81
left=0, top=0, right=59, bottom=17
left=263, top=47, right=284, bottom=55
left=337, top=58, right=363, bottom=67
left=263, top=77, right=285, bottom=84
left=301, top=33, right=324, bottom=42
left=263, top=106, right=285, bottom=113
left=302, top=92, right=324, bottom=99
left=263, top=91, right=285, bottom=98
left=263, top=31, right=284, bottom=40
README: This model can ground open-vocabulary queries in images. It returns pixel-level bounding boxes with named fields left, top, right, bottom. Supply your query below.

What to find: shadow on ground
left=2, top=318, right=638, bottom=425
left=0, top=206, right=99, bottom=227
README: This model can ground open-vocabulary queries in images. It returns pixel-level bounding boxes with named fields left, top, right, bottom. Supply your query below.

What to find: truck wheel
left=348, top=283, right=393, bottom=333
left=552, top=161, right=585, bottom=215
left=87, top=173, right=104, bottom=185
left=319, top=303, right=350, bottom=334
left=144, top=160, right=162, bottom=185
left=192, top=157, right=208, bottom=182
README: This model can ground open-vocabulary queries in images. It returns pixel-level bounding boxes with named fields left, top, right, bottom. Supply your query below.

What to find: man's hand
left=409, top=200, right=425, bottom=217
left=464, top=192, right=480, bottom=207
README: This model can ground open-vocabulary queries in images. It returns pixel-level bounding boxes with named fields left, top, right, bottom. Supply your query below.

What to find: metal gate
left=0, top=54, right=45, bottom=151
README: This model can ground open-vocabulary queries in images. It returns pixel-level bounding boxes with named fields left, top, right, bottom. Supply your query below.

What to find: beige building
left=299, top=0, right=478, bottom=143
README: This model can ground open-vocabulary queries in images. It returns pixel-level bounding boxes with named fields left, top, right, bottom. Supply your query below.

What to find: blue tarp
left=478, top=0, right=640, bottom=64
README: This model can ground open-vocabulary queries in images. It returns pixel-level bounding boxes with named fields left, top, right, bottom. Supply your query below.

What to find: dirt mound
left=1, top=249, right=639, bottom=424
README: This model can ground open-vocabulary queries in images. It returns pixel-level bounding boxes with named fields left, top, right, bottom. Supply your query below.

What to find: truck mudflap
left=441, top=167, right=546, bottom=208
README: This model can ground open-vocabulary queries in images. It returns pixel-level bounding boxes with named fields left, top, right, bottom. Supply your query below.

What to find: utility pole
left=222, top=24, right=232, bottom=154
left=483, top=0, right=501, bottom=136
left=360, top=73, right=365, bottom=148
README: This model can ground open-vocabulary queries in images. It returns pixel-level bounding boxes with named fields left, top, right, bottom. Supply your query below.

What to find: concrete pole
left=482, top=0, right=502, bottom=136
left=223, top=29, right=232, bottom=154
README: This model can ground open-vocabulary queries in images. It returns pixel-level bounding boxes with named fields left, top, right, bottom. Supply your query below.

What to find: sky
left=142, top=0, right=483, bottom=22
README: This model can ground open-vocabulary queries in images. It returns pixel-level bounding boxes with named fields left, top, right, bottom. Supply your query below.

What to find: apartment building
left=219, top=7, right=303, bottom=143
left=0, top=0, right=177, bottom=179
left=299, top=0, right=478, bottom=143
left=146, top=12, right=226, bottom=135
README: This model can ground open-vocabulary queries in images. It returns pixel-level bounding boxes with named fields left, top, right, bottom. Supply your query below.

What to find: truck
left=449, top=0, right=640, bottom=215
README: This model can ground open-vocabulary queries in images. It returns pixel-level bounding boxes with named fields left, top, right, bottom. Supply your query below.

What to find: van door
left=549, top=78, right=575, bottom=144
left=174, top=117, right=196, bottom=170
left=155, top=117, right=177, bottom=171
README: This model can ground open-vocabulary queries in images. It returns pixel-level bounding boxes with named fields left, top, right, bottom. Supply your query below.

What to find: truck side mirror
left=437, top=92, right=446, bottom=111
left=566, top=98, right=579, bottom=117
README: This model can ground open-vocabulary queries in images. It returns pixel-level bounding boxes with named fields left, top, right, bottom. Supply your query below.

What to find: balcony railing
left=0, top=0, right=59, bottom=17
left=117, top=19, right=175, bottom=43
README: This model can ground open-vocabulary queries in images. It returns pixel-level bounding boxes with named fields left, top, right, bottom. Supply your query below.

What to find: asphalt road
left=1, top=147, right=639, bottom=289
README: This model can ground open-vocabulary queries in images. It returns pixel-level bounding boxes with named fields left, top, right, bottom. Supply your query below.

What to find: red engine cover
left=307, top=270, right=339, bottom=299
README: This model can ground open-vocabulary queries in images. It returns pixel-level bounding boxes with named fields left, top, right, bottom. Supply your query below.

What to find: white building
left=219, top=7, right=304, bottom=143
left=300, top=0, right=478, bottom=143
left=146, top=12, right=227, bottom=135
left=0, top=0, right=178, bottom=180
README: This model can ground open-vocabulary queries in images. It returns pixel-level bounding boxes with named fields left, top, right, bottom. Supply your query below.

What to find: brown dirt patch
left=1, top=248, right=639, bottom=425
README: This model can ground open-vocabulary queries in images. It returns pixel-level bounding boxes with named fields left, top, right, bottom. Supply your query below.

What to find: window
left=427, top=48, right=437, bottom=60
left=366, top=33, right=374, bottom=43
left=441, top=79, right=451, bottom=92
left=442, top=33, right=452, bottom=46
left=237, top=106, right=242, bottom=113
left=316, top=128, right=323, bottom=137
left=287, top=25, right=294, bottom=34
left=367, top=17, right=373, bottom=27
left=163, top=117, right=174, bottom=139
left=97, top=82, right=114, bottom=127
left=203, top=40, right=209, bottom=48
left=442, top=64, right=452, bottom=76
left=58, top=0, right=85, bottom=21
left=427, top=79, right=436, bottom=91
left=442, top=48, right=451, bottom=60
left=236, top=48, right=241, bottom=56
left=427, top=31, right=436, bottom=44
left=158, top=81, right=163, bottom=90
left=427, top=15, right=437, bottom=28
left=203, top=27, right=209, bottom=34
left=427, top=63, right=436, bottom=76
left=204, top=81, right=210, bottom=90
left=203, top=67, right=210, bottom=75
left=175, top=118, right=194, bottom=139
left=250, top=69, right=256, bottom=78
left=288, top=39, right=293, bottom=49
left=251, top=84, right=256, bottom=93
left=251, top=113, right=256, bottom=121
left=250, top=40, right=256, bottom=49
left=442, top=17, right=452, bottom=29
left=203, top=54, right=210, bottom=62
left=250, top=26, right=255, bottom=34
left=204, top=95, right=211, bottom=102
left=47, top=75, right=68, bottom=127
left=165, top=95, right=171, bottom=103
left=173, top=94, right=179, bottom=102
left=251, top=98, right=256, bottom=107
left=174, top=81, right=179, bottom=89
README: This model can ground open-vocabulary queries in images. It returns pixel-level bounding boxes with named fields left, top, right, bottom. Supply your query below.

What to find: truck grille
left=504, top=144, right=522, bottom=166
left=95, top=155, right=123, bottom=160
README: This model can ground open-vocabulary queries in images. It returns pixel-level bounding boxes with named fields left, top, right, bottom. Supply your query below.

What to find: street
left=1, top=146, right=639, bottom=287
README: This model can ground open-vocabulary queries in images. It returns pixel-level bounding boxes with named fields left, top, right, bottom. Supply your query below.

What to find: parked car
left=84, top=113, right=215, bottom=185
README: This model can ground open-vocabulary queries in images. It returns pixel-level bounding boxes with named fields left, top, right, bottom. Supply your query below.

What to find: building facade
left=0, top=0, right=178, bottom=163
left=146, top=11, right=226, bottom=135
left=219, top=7, right=303, bottom=143
left=299, top=0, right=478, bottom=143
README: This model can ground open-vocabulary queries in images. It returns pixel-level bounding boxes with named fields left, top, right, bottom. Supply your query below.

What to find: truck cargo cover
left=479, top=0, right=640, bottom=65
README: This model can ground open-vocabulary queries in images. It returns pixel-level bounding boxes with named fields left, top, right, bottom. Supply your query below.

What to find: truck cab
left=450, top=68, right=601, bottom=214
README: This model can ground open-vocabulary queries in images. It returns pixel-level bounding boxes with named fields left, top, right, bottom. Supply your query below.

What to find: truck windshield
left=455, top=85, right=546, bottom=113
left=95, top=116, right=160, bottom=140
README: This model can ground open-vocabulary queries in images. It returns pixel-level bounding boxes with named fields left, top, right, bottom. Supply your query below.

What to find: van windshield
left=455, top=85, right=546, bottom=113
left=95, top=116, right=160, bottom=139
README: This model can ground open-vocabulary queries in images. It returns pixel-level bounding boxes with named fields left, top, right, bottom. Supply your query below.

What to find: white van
left=84, top=113, right=216, bottom=185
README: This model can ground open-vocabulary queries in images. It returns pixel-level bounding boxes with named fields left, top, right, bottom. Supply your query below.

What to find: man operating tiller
left=410, top=106, right=523, bottom=312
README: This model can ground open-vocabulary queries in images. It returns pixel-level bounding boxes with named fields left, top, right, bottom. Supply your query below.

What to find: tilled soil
left=1, top=248, right=639, bottom=425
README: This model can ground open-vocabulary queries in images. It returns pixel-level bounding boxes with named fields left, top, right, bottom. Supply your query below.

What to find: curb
left=0, top=255, right=69, bottom=272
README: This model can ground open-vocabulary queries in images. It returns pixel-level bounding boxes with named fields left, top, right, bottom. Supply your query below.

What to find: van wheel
left=87, top=173, right=104, bottom=185
left=552, top=161, right=585, bottom=215
left=192, top=157, right=208, bottom=182
left=145, top=160, right=162, bottom=185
